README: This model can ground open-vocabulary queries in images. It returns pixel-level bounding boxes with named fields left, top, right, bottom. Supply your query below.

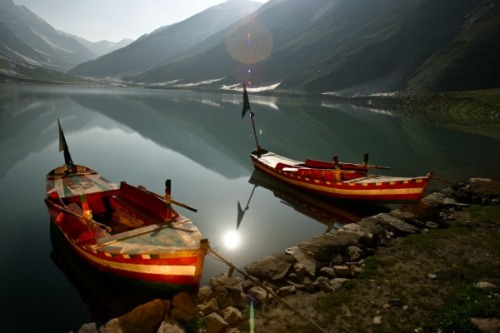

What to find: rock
left=198, top=285, right=212, bottom=303
left=330, top=278, right=350, bottom=291
left=475, top=281, right=497, bottom=289
left=425, top=221, right=439, bottom=229
left=226, top=328, right=241, bottom=333
left=286, top=246, right=317, bottom=277
left=204, top=313, right=229, bottom=333
left=171, top=292, right=197, bottom=323
left=339, top=225, right=376, bottom=248
left=389, top=209, right=418, bottom=221
left=248, top=286, right=270, bottom=303
left=77, top=323, right=98, bottom=333
left=210, top=273, right=246, bottom=309
left=422, top=192, right=464, bottom=208
left=350, top=265, right=363, bottom=277
left=390, top=209, right=428, bottom=228
left=347, top=245, right=364, bottom=261
left=99, top=318, right=122, bottom=333
left=241, top=279, right=254, bottom=291
left=469, top=178, right=492, bottom=183
left=222, top=306, right=244, bottom=325
left=341, top=223, right=362, bottom=232
left=157, top=319, right=185, bottom=333
left=101, top=299, right=168, bottom=333
left=331, top=254, right=344, bottom=265
left=333, top=265, right=352, bottom=278
left=303, top=276, right=314, bottom=292
left=373, top=213, right=420, bottom=235
left=319, top=266, right=336, bottom=279
left=356, top=216, right=388, bottom=241
left=297, top=231, right=362, bottom=263
left=244, top=255, right=294, bottom=281
left=277, top=285, right=296, bottom=297
left=198, top=297, right=219, bottom=316
left=373, top=316, right=382, bottom=325
left=471, top=318, right=500, bottom=332
left=315, top=276, right=332, bottom=292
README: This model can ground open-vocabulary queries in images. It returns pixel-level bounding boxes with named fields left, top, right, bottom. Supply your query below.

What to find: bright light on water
left=223, top=230, right=241, bottom=249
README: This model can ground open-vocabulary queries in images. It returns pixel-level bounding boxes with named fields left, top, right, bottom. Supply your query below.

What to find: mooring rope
left=207, top=246, right=328, bottom=333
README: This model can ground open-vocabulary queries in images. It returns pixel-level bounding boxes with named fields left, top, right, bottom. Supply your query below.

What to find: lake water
left=1, top=84, right=499, bottom=332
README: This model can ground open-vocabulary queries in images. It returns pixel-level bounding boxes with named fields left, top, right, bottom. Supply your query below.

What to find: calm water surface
left=1, top=84, right=499, bottom=332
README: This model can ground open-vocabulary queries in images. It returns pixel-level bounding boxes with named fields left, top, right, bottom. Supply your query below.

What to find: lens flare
left=225, top=20, right=273, bottom=64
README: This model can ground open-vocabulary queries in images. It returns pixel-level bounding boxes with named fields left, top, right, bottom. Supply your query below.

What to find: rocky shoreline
left=74, top=178, right=499, bottom=333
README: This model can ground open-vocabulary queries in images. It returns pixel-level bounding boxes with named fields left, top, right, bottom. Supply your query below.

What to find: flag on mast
left=241, top=83, right=251, bottom=118
left=57, top=118, right=74, bottom=167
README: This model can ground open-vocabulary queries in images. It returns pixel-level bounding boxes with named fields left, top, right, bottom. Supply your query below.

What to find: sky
left=12, top=0, right=269, bottom=43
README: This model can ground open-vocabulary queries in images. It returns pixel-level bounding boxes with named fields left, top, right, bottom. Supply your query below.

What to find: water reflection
left=246, top=170, right=386, bottom=233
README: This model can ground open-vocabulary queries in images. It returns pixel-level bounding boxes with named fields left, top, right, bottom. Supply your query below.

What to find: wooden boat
left=241, top=84, right=432, bottom=202
left=44, top=120, right=208, bottom=293
left=249, top=149, right=432, bottom=202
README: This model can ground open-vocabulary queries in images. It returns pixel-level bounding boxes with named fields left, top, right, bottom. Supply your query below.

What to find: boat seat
left=109, top=182, right=176, bottom=225
left=85, top=194, right=108, bottom=215
left=64, top=193, right=109, bottom=215
left=275, top=162, right=290, bottom=171
left=304, top=159, right=338, bottom=169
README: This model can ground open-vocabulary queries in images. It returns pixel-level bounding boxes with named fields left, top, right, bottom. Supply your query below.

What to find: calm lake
left=1, top=84, right=499, bottom=332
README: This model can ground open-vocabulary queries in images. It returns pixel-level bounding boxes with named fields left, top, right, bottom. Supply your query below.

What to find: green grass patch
left=470, top=204, right=500, bottom=226
left=434, top=284, right=500, bottom=333
left=358, top=256, right=383, bottom=279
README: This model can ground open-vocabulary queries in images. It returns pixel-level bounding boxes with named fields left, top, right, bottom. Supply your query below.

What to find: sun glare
left=223, top=230, right=241, bottom=249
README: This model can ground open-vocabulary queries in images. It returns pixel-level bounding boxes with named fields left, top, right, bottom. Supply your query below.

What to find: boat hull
left=251, top=150, right=432, bottom=202
left=45, top=164, right=207, bottom=293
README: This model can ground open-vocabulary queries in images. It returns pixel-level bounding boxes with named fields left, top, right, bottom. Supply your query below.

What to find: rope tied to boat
left=207, top=245, right=329, bottom=333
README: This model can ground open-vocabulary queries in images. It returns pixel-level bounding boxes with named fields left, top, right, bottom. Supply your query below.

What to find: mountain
left=0, top=0, right=95, bottom=71
left=2, top=0, right=497, bottom=95
left=126, top=0, right=499, bottom=94
left=293, top=0, right=500, bottom=94
left=69, top=0, right=263, bottom=78
left=63, top=34, right=133, bottom=58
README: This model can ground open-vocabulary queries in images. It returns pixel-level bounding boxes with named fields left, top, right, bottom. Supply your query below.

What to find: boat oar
left=165, top=179, right=198, bottom=213
left=365, top=164, right=390, bottom=170
left=46, top=199, right=112, bottom=232
left=137, top=182, right=198, bottom=213
left=94, top=219, right=193, bottom=248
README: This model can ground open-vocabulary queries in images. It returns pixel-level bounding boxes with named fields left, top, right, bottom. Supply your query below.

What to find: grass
left=304, top=203, right=500, bottom=333
left=436, top=284, right=500, bottom=333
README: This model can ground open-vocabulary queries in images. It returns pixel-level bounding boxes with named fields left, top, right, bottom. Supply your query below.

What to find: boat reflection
left=49, top=222, right=169, bottom=326
left=243, top=170, right=386, bottom=233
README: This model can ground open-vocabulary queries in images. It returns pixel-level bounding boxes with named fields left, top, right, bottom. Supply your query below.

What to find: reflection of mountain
left=50, top=222, right=166, bottom=326
left=247, top=170, right=386, bottom=232
left=69, top=90, right=253, bottom=179
left=1, top=86, right=499, bottom=183
left=68, top=90, right=419, bottom=178
left=0, top=87, right=93, bottom=178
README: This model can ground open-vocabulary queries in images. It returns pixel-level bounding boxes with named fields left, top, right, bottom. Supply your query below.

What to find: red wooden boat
left=249, top=149, right=432, bottom=202
left=45, top=120, right=208, bottom=293
left=241, top=84, right=432, bottom=202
